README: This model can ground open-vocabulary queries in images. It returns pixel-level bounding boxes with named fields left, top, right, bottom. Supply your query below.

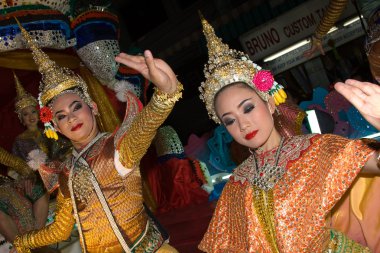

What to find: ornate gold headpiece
left=14, top=18, right=91, bottom=107
left=199, top=15, right=287, bottom=124
left=14, top=71, right=38, bottom=117
left=15, top=18, right=93, bottom=140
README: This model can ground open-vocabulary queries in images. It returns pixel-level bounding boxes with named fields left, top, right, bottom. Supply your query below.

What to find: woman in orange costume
left=198, top=16, right=380, bottom=252
left=12, top=20, right=181, bottom=253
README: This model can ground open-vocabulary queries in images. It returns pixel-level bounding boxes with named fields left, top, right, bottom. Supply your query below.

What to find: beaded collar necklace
left=252, top=137, right=285, bottom=191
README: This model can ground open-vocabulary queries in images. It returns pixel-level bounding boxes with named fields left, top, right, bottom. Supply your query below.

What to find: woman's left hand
left=115, top=50, right=178, bottom=94
left=334, top=79, right=380, bottom=131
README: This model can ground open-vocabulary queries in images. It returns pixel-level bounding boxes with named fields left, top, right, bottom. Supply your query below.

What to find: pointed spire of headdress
left=14, top=71, right=26, bottom=100
left=200, top=13, right=236, bottom=75
left=14, top=17, right=89, bottom=106
left=13, top=71, right=37, bottom=115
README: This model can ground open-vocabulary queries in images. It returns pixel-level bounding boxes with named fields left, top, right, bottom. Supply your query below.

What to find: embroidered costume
left=12, top=20, right=182, bottom=253
left=0, top=73, right=51, bottom=235
left=197, top=16, right=377, bottom=252
left=199, top=134, right=374, bottom=252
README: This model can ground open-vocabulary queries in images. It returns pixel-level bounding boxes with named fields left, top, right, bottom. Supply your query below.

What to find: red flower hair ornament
left=37, top=93, right=58, bottom=140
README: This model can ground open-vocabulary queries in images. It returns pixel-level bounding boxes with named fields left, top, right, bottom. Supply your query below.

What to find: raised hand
left=303, top=37, right=325, bottom=58
left=115, top=50, right=178, bottom=94
left=334, top=79, right=380, bottom=131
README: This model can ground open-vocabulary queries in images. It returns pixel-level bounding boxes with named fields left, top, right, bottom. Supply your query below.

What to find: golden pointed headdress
left=199, top=15, right=286, bottom=123
left=15, top=18, right=92, bottom=140
left=15, top=18, right=91, bottom=107
left=14, top=71, right=38, bottom=117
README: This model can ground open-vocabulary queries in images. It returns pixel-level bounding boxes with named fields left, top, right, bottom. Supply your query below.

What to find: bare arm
left=362, top=151, right=380, bottom=175
left=303, top=0, right=348, bottom=58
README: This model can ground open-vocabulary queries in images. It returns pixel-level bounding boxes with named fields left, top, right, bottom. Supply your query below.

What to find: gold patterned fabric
left=76, top=135, right=150, bottom=250
left=199, top=134, right=375, bottom=252
left=13, top=189, right=75, bottom=253
left=0, top=146, right=31, bottom=177
left=17, top=89, right=181, bottom=252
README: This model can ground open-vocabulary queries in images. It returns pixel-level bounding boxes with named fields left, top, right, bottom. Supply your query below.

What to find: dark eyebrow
left=221, top=97, right=252, bottom=118
left=54, top=100, right=81, bottom=116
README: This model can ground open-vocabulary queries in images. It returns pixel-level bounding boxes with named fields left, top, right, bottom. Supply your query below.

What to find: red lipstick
left=245, top=130, right=258, bottom=140
left=71, top=123, right=83, bottom=131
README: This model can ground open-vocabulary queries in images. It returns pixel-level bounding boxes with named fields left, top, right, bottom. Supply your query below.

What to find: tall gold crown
left=199, top=16, right=273, bottom=124
left=15, top=18, right=90, bottom=106
left=14, top=71, right=38, bottom=116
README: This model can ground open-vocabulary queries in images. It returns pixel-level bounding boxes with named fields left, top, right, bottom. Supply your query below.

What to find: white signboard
left=239, top=0, right=356, bottom=61
left=262, top=21, right=365, bottom=74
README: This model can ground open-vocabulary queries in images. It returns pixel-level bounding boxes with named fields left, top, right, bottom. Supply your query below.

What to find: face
left=21, top=105, right=39, bottom=130
left=214, top=83, right=278, bottom=150
left=51, top=93, right=99, bottom=149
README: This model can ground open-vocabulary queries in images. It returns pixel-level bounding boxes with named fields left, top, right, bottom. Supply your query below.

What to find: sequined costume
left=199, top=134, right=375, bottom=252
left=14, top=91, right=181, bottom=253
left=0, top=129, right=69, bottom=236
left=0, top=73, right=54, bottom=236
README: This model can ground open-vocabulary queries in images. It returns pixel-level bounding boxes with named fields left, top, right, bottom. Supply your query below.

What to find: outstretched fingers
left=115, top=52, right=145, bottom=71
left=143, top=50, right=158, bottom=78
left=334, top=81, right=366, bottom=108
left=344, top=79, right=378, bottom=96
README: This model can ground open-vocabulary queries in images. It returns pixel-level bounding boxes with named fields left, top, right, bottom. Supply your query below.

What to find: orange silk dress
left=199, top=134, right=375, bottom=252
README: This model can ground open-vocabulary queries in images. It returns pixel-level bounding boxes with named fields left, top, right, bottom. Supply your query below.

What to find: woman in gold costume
left=0, top=73, right=51, bottom=244
left=12, top=21, right=181, bottom=253
left=197, top=16, right=380, bottom=253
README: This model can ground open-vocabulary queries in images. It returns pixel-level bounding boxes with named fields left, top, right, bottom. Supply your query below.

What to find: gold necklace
left=252, top=137, right=284, bottom=253
left=252, top=137, right=285, bottom=191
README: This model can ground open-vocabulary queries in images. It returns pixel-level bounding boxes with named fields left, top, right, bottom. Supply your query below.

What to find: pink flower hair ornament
left=251, top=63, right=287, bottom=106
left=253, top=70, right=274, bottom=92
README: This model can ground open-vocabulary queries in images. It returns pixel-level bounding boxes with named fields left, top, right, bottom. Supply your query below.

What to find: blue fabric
left=208, top=181, right=227, bottom=201
left=347, top=107, right=379, bottom=139
left=0, top=21, right=72, bottom=39
left=207, top=125, right=236, bottom=175
left=74, top=21, right=117, bottom=49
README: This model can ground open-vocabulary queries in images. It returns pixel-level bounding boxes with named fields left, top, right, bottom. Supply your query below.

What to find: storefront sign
left=239, top=0, right=356, bottom=61
left=262, top=20, right=365, bottom=74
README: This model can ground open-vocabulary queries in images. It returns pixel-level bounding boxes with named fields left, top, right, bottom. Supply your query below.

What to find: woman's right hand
left=335, top=79, right=380, bottom=131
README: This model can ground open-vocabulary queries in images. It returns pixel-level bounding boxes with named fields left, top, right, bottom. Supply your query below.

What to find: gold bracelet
left=153, top=82, right=184, bottom=107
